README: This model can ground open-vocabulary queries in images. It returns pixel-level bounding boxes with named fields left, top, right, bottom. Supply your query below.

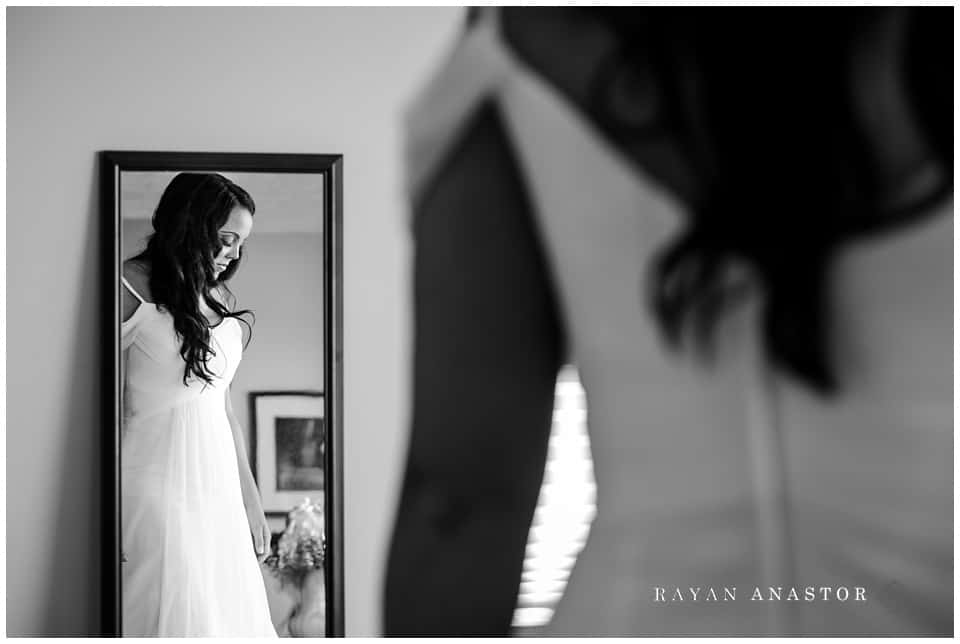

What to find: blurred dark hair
left=505, top=7, right=952, bottom=393
left=131, top=172, right=256, bottom=386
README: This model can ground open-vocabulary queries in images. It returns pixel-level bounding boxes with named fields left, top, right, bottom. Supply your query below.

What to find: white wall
left=7, top=7, right=464, bottom=636
left=228, top=233, right=326, bottom=439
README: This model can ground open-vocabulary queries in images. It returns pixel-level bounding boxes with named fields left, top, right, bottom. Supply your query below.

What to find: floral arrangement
left=264, top=497, right=326, bottom=585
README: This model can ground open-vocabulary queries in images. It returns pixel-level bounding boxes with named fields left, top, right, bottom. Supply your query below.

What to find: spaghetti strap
left=121, top=275, right=146, bottom=304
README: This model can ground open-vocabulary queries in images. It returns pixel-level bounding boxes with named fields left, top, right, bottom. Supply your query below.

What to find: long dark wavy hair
left=131, top=172, right=256, bottom=386
left=502, top=7, right=952, bottom=394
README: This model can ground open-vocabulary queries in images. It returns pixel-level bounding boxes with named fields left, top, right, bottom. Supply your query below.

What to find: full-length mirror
left=102, top=152, right=343, bottom=637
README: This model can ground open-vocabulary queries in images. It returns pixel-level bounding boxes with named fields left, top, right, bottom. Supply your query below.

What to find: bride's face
left=213, top=206, right=254, bottom=277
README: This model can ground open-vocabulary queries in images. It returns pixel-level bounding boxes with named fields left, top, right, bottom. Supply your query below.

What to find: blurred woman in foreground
left=386, top=7, right=952, bottom=636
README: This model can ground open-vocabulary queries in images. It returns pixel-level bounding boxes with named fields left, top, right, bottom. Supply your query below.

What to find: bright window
left=511, top=365, right=596, bottom=630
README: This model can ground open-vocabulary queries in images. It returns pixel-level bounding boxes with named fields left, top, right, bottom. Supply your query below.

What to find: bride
left=120, top=172, right=277, bottom=636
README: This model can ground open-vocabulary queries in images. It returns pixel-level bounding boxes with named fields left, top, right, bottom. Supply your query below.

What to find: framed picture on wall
left=250, top=391, right=326, bottom=516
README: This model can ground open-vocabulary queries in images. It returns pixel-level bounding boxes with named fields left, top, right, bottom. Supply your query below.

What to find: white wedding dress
left=499, top=65, right=953, bottom=636
left=120, top=276, right=277, bottom=637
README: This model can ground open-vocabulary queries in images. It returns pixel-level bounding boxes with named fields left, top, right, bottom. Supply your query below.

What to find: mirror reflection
left=119, top=170, right=327, bottom=637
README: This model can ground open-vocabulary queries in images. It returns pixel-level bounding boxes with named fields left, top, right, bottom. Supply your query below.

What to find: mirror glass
left=119, top=169, right=329, bottom=636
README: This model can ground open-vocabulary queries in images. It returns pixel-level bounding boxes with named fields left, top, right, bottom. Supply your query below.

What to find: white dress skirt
left=120, top=277, right=277, bottom=637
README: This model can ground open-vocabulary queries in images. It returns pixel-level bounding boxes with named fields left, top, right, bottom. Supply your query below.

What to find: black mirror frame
left=100, top=151, right=344, bottom=637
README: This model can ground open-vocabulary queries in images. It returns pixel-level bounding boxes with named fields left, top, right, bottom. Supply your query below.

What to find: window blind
left=511, top=365, right=596, bottom=630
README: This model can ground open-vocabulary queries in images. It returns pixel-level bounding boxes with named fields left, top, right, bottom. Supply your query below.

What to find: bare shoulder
left=121, top=259, right=153, bottom=322
left=122, top=259, right=154, bottom=302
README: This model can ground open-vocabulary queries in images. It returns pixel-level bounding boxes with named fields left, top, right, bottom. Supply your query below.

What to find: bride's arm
left=384, top=103, right=565, bottom=635
left=225, top=386, right=271, bottom=561
left=119, top=273, right=141, bottom=441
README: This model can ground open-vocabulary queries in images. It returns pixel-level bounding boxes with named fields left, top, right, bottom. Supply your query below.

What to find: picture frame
left=250, top=390, right=327, bottom=516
